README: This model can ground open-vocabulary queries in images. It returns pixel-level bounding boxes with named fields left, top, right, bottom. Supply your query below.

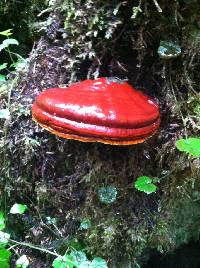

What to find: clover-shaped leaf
left=135, top=176, right=157, bottom=194
left=176, top=138, right=200, bottom=157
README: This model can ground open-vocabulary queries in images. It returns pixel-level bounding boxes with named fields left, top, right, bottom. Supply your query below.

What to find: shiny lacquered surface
left=32, top=77, right=160, bottom=145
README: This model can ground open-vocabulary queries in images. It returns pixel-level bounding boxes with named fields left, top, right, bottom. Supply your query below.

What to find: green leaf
left=91, top=257, right=108, bottom=268
left=0, top=231, right=10, bottom=248
left=2, top=38, right=19, bottom=47
left=0, top=249, right=11, bottom=268
left=10, top=58, right=26, bottom=70
left=135, top=176, right=157, bottom=194
left=52, top=254, right=75, bottom=268
left=98, top=186, right=117, bottom=204
left=0, top=63, right=8, bottom=70
left=16, top=255, right=29, bottom=268
left=0, top=38, right=19, bottom=52
left=0, top=29, right=13, bottom=37
left=0, top=213, right=5, bottom=231
left=176, top=138, right=200, bottom=157
left=0, top=75, right=6, bottom=82
left=10, top=204, right=27, bottom=214
left=70, top=250, right=87, bottom=266
left=80, top=219, right=91, bottom=230
left=0, top=109, right=10, bottom=119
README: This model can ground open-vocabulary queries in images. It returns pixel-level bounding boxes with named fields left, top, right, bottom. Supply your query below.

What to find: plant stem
left=152, top=0, right=162, bottom=12
left=9, top=239, right=60, bottom=257
left=9, top=239, right=76, bottom=266
left=5, top=48, right=15, bottom=64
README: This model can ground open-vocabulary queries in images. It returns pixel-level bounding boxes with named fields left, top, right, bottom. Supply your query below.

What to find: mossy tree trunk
left=0, top=0, right=200, bottom=267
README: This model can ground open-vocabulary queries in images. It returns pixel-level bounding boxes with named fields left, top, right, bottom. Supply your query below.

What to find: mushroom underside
left=32, top=105, right=160, bottom=145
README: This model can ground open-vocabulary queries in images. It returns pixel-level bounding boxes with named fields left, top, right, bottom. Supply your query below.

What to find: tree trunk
left=0, top=0, right=200, bottom=267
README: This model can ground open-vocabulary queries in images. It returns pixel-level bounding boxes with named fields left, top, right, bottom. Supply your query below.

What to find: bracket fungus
left=32, top=77, right=160, bottom=145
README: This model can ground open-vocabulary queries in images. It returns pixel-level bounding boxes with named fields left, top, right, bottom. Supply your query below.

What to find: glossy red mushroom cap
left=32, top=77, right=160, bottom=145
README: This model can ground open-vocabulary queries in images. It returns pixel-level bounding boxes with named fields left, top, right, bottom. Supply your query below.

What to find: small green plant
left=135, top=176, right=159, bottom=194
left=0, top=203, right=108, bottom=267
left=0, top=204, right=30, bottom=267
left=53, top=250, right=107, bottom=268
left=16, top=254, right=30, bottom=268
left=176, top=137, right=200, bottom=157
left=0, top=29, right=26, bottom=82
left=0, top=29, right=27, bottom=122
left=0, top=248, right=11, bottom=268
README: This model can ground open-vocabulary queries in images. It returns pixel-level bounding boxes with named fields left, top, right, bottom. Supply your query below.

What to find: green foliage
left=91, top=257, right=107, bottom=268
left=58, top=0, right=127, bottom=81
left=0, top=38, right=19, bottom=52
left=52, top=250, right=107, bottom=268
left=0, top=212, right=5, bottom=231
left=10, top=203, right=27, bottom=214
left=0, top=29, right=13, bottom=37
left=0, top=231, right=10, bottom=248
left=0, top=29, right=25, bottom=82
left=0, top=206, right=107, bottom=268
left=53, top=254, right=74, bottom=268
left=70, top=251, right=87, bottom=266
left=0, top=74, right=6, bottom=82
left=98, top=186, right=117, bottom=204
left=0, top=249, right=11, bottom=268
left=80, top=219, right=91, bottom=230
left=16, top=255, right=29, bottom=268
left=0, top=206, right=28, bottom=266
left=135, top=176, right=158, bottom=194
left=176, top=138, right=200, bottom=156
left=0, top=63, right=8, bottom=70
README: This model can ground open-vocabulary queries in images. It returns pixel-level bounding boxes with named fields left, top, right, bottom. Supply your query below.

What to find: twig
left=9, top=239, right=75, bottom=265
left=152, top=0, right=162, bottom=13
left=9, top=239, right=59, bottom=257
